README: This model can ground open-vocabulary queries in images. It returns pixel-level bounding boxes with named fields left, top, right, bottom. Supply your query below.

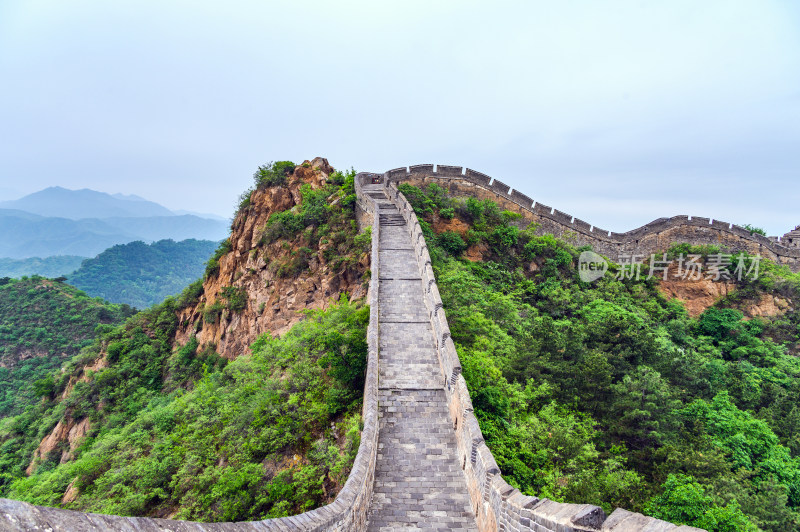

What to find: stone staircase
left=365, top=191, right=478, bottom=531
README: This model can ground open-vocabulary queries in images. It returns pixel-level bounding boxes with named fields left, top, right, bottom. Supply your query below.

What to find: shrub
left=353, top=227, right=371, bottom=255
left=488, top=225, right=519, bottom=253
left=741, top=224, right=767, bottom=236
left=398, top=183, right=435, bottom=216
left=177, top=279, right=204, bottom=308
left=220, top=286, right=247, bottom=313
left=203, top=301, right=224, bottom=324
left=696, top=308, right=745, bottom=341
left=425, top=183, right=450, bottom=208
left=276, top=248, right=313, bottom=278
left=254, top=161, right=295, bottom=188
left=204, top=240, right=233, bottom=280
left=262, top=185, right=333, bottom=245
left=440, top=207, right=455, bottom=220
left=646, top=474, right=757, bottom=531
left=237, top=189, right=253, bottom=211
left=666, top=242, right=722, bottom=259
left=437, top=231, right=467, bottom=257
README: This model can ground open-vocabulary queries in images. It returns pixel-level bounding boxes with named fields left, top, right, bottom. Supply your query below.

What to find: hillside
left=399, top=182, right=800, bottom=531
left=67, top=239, right=219, bottom=309
left=0, top=256, right=87, bottom=279
left=0, top=159, right=372, bottom=520
left=0, top=277, right=135, bottom=417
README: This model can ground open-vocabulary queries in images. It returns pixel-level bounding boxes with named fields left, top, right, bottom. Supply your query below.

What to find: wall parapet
left=384, top=164, right=800, bottom=267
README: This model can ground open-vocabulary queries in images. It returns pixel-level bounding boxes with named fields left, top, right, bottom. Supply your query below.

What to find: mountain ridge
left=0, top=186, right=175, bottom=219
left=0, top=188, right=229, bottom=259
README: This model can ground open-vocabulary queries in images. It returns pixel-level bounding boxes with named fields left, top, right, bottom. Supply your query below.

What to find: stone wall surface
left=0, top=168, right=713, bottom=531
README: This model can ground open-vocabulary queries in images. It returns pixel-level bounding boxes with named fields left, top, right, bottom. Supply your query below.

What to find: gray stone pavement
left=366, top=198, right=478, bottom=531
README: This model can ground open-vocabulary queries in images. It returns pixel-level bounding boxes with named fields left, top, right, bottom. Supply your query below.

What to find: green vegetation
left=202, top=286, right=249, bottom=324
left=645, top=474, right=757, bottom=531
left=68, top=239, right=219, bottom=309
left=254, top=161, right=296, bottom=188
left=236, top=161, right=298, bottom=214
left=0, top=277, right=134, bottom=417
left=402, top=183, right=800, bottom=531
left=204, top=239, right=232, bottom=280
left=256, top=167, right=368, bottom=277
left=666, top=242, right=723, bottom=259
left=0, top=256, right=86, bottom=279
left=0, top=298, right=367, bottom=521
left=0, top=161, right=370, bottom=521
left=741, top=224, right=767, bottom=236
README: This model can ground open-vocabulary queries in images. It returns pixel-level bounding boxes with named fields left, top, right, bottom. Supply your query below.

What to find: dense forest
left=0, top=277, right=134, bottom=418
left=400, top=182, right=800, bottom=531
left=68, top=239, right=219, bottom=309
left=0, top=163, right=372, bottom=520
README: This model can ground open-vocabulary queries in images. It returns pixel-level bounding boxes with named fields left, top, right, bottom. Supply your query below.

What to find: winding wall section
left=385, top=164, right=800, bottom=272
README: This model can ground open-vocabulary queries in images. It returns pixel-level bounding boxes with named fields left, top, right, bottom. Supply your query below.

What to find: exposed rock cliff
left=174, top=158, right=368, bottom=358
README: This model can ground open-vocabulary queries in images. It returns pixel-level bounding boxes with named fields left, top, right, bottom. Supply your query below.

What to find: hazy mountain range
left=0, top=187, right=229, bottom=259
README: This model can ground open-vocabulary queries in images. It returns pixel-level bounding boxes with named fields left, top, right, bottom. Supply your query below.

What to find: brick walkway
left=365, top=191, right=478, bottom=531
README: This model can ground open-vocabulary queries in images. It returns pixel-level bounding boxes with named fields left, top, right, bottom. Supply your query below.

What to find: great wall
left=5, top=162, right=793, bottom=531
left=387, top=164, right=800, bottom=272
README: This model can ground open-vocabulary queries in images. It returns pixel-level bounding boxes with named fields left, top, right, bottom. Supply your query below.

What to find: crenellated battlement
left=382, top=164, right=800, bottom=270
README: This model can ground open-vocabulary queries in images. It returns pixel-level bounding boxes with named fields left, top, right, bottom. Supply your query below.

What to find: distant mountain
left=68, top=239, right=219, bottom=309
left=174, top=209, right=228, bottom=221
left=0, top=255, right=87, bottom=278
left=0, top=187, right=174, bottom=219
left=101, top=215, right=229, bottom=242
left=0, top=186, right=230, bottom=259
left=111, top=192, right=149, bottom=202
left=0, top=210, right=138, bottom=258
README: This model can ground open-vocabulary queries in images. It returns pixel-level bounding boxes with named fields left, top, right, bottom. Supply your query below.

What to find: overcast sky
left=1, top=1, right=798, bottom=234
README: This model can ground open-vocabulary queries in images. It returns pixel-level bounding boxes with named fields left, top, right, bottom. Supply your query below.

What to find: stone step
left=366, top=390, right=478, bottom=532
left=379, top=213, right=407, bottom=226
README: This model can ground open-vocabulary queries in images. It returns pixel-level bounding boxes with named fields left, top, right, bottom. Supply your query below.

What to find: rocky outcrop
left=0, top=349, right=56, bottom=369
left=19, top=157, right=372, bottom=509
left=175, top=158, right=368, bottom=359
left=26, top=417, right=90, bottom=475
left=743, top=293, right=793, bottom=318
left=658, top=270, right=736, bottom=318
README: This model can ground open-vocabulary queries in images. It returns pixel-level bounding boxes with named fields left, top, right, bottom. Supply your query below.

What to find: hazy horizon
left=1, top=1, right=798, bottom=235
